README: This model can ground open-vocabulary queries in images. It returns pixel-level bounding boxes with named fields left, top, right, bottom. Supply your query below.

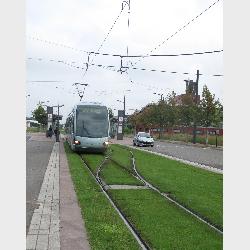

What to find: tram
left=65, top=102, right=110, bottom=152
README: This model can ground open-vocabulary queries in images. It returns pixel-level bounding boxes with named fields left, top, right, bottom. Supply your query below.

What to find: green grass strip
left=101, top=160, right=143, bottom=186
left=112, top=144, right=223, bottom=229
left=109, top=189, right=222, bottom=250
left=109, top=144, right=132, bottom=171
left=64, top=142, right=141, bottom=250
left=82, top=153, right=105, bottom=174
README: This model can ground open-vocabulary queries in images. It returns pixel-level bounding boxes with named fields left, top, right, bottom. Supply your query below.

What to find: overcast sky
left=26, top=0, right=223, bottom=122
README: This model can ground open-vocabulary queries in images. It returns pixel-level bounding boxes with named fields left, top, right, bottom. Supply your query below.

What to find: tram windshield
left=76, top=106, right=109, bottom=138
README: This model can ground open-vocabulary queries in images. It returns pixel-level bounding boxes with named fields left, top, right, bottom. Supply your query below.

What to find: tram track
left=108, top=147, right=222, bottom=234
left=79, top=147, right=222, bottom=250
left=79, top=153, right=151, bottom=250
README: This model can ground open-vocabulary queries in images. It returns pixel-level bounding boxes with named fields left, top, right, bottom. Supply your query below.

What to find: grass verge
left=64, top=142, right=141, bottom=250
left=109, top=189, right=222, bottom=250
left=101, top=161, right=143, bottom=185
left=111, top=144, right=223, bottom=230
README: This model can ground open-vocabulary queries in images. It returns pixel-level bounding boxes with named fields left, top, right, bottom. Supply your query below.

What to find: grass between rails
left=82, top=153, right=105, bottom=174
left=101, top=160, right=143, bottom=186
left=64, top=143, right=141, bottom=250
left=111, top=144, right=223, bottom=230
left=109, top=145, right=132, bottom=171
left=109, top=189, right=222, bottom=250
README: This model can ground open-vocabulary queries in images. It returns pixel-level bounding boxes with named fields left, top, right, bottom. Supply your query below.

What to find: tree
left=32, top=105, right=47, bottom=126
left=108, top=108, right=114, bottom=119
left=178, top=93, right=196, bottom=141
left=165, top=91, right=179, bottom=128
left=200, top=85, right=221, bottom=144
left=213, top=101, right=223, bottom=128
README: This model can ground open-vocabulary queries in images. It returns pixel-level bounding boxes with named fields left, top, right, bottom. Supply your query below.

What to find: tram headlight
left=74, top=140, right=81, bottom=145
left=103, top=141, right=109, bottom=146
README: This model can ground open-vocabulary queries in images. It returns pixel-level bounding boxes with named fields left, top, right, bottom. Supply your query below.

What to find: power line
left=27, top=80, right=64, bottom=83
left=124, top=49, right=223, bottom=58
left=83, top=6, right=125, bottom=78
left=27, top=56, right=224, bottom=77
left=27, top=36, right=223, bottom=58
left=133, top=0, right=222, bottom=65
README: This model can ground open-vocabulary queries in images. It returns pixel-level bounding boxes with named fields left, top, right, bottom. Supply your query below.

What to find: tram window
left=76, top=107, right=108, bottom=138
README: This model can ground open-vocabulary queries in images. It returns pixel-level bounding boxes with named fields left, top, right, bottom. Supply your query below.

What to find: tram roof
left=75, top=101, right=105, bottom=107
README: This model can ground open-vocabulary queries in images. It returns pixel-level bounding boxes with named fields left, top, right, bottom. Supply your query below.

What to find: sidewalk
left=26, top=136, right=90, bottom=250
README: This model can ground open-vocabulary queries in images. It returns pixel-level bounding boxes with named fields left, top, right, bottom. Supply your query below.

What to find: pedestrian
left=54, top=127, right=58, bottom=138
left=48, top=125, right=53, bottom=138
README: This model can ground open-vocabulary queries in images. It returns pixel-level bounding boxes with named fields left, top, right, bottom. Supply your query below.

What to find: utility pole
left=56, top=104, right=64, bottom=142
left=124, top=95, right=126, bottom=117
left=192, top=70, right=199, bottom=144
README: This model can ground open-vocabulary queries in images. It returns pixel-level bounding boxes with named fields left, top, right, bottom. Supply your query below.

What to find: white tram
left=65, top=102, right=110, bottom=153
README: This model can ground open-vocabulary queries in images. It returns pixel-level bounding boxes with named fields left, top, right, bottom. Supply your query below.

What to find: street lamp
left=56, top=104, right=64, bottom=142
left=116, top=90, right=131, bottom=116
left=39, top=100, right=50, bottom=106
left=116, top=97, right=125, bottom=116
left=153, top=92, right=163, bottom=101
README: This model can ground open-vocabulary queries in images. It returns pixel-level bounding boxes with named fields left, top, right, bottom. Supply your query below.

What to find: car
left=133, top=132, right=154, bottom=147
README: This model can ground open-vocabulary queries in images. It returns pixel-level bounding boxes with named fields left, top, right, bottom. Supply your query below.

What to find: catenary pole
left=56, top=104, right=64, bottom=142
left=192, top=70, right=199, bottom=144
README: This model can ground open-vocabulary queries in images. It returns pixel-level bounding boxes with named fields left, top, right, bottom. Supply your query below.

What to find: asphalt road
left=26, top=133, right=55, bottom=234
left=112, top=137, right=223, bottom=170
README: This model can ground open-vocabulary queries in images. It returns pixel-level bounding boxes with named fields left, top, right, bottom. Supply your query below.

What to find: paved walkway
left=27, top=142, right=60, bottom=250
left=26, top=137, right=90, bottom=250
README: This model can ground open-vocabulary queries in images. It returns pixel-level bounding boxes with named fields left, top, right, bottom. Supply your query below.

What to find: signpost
left=47, top=106, right=53, bottom=130
left=117, top=110, right=124, bottom=140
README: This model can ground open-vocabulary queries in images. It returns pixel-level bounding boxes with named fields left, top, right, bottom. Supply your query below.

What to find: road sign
left=117, top=110, right=124, bottom=140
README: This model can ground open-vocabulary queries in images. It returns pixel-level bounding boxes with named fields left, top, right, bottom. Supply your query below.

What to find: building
left=174, top=79, right=200, bottom=105
left=26, top=117, right=39, bottom=128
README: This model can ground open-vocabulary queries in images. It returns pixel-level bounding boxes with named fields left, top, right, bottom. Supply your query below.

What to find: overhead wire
left=27, top=36, right=223, bottom=58
left=27, top=56, right=223, bottom=77
left=132, top=0, right=222, bottom=66
left=82, top=6, right=125, bottom=78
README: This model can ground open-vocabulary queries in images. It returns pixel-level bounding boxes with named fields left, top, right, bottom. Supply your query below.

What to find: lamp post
left=116, top=97, right=126, bottom=116
left=153, top=92, right=164, bottom=101
left=153, top=92, right=165, bottom=138
left=54, top=104, right=64, bottom=142
left=116, top=90, right=131, bottom=117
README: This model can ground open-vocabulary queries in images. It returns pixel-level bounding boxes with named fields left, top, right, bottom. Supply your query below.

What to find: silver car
left=133, top=132, right=154, bottom=147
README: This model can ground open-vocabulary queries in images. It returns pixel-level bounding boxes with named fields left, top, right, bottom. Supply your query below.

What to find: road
left=26, top=133, right=55, bottom=234
left=111, top=137, right=223, bottom=170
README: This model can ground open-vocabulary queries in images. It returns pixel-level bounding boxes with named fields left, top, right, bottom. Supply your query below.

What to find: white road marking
left=26, top=142, right=60, bottom=250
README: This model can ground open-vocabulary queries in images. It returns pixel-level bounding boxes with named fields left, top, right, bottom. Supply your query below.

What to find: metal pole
left=55, top=104, right=64, bottom=142
left=124, top=95, right=126, bottom=117
left=192, top=70, right=199, bottom=144
left=56, top=105, right=60, bottom=142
